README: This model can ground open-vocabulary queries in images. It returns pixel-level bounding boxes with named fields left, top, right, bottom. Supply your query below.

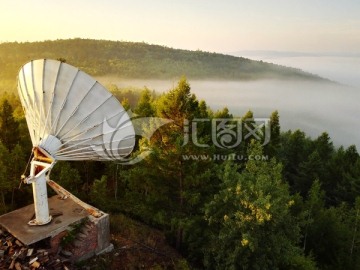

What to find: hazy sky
left=1, top=0, right=360, bottom=54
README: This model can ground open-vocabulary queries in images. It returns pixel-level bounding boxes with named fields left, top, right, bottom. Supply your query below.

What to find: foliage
left=204, top=141, right=314, bottom=269
left=134, top=88, right=155, bottom=117
left=51, top=161, right=82, bottom=194
left=61, top=218, right=88, bottom=247
left=121, top=78, right=216, bottom=255
left=89, top=175, right=109, bottom=210
left=0, top=99, right=19, bottom=149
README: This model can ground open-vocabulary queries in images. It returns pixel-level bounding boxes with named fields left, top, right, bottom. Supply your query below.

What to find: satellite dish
left=17, top=59, right=135, bottom=225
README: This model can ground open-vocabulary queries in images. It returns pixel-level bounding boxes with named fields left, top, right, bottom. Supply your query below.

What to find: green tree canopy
left=204, top=141, right=316, bottom=269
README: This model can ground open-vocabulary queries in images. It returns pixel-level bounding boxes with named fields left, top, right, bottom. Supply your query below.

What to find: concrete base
left=0, top=195, right=113, bottom=262
left=0, top=195, right=88, bottom=245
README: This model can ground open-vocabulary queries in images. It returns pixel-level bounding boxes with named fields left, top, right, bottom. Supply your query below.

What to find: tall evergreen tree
left=0, top=99, right=19, bottom=150
left=134, top=88, right=155, bottom=117
left=264, top=110, right=280, bottom=157
left=122, top=77, right=215, bottom=252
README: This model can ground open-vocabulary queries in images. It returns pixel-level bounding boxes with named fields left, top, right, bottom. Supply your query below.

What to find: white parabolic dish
left=18, top=59, right=135, bottom=161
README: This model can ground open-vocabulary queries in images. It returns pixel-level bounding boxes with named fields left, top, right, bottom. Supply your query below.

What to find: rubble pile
left=0, top=228, right=71, bottom=270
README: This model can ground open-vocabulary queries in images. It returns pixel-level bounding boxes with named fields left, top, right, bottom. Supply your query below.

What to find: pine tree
left=134, top=88, right=155, bottom=117
left=121, top=77, right=215, bottom=252
left=90, top=175, right=108, bottom=210
left=0, top=142, right=10, bottom=213
left=264, top=110, right=280, bottom=157
left=8, top=144, right=26, bottom=208
left=0, top=99, right=20, bottom=150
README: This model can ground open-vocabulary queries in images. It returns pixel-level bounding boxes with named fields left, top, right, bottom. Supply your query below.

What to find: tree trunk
left=11, top=187, right=15, bottom=209
left=0, top=191, right=6, bottom=213
left=350, top=209, right=359, bottom=255
left=176, top=161, right=184, bottom=251
left=114, top=164, right=118, bottom=201
left=176, top=228, right=183, bottom=251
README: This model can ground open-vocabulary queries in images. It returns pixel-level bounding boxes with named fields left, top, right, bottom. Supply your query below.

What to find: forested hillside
left=0, top=38, right=326, bottom=95
left=0, top=78, right=359, bottom=269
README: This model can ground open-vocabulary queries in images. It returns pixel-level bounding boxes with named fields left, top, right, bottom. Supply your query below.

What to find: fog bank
left=100, top=78, right=360, bottom=150
left=231, top=52, right=360, bottom=88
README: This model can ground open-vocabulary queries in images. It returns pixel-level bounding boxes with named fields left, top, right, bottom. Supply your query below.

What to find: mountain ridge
left=0, top=39, right=328, bottom=88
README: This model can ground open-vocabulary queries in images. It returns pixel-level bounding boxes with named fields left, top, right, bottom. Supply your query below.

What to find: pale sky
left=1, top=0, right=360, bottom=54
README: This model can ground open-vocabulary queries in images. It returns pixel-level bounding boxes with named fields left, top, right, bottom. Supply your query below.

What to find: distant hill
left=0, top=39, right=327, bottom=93
left=231, top=50, right=360, bottom=58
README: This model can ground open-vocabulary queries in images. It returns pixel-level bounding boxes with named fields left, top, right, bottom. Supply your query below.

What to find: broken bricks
left=0, top=227, right=71, bottom=270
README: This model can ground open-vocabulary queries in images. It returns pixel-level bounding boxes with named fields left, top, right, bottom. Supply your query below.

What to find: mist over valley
left=99, top=77, right=360, bottom=150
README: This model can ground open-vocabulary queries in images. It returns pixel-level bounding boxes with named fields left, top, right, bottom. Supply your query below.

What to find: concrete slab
left=0, top=195, right=88, bottom=245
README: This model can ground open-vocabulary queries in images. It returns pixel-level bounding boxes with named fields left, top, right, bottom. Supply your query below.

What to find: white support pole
left=30, top=172, right=52, bottom=225
left=26, top=159, right=53, bottom=226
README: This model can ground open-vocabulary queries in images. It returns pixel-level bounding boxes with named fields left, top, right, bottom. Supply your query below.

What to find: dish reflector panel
left=18, top=59, right=135, bottom=161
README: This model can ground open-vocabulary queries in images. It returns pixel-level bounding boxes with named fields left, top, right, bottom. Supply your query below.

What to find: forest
left=0, top=39, right=327, bottom=97
left=0, top=77, right=359, bottom=269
